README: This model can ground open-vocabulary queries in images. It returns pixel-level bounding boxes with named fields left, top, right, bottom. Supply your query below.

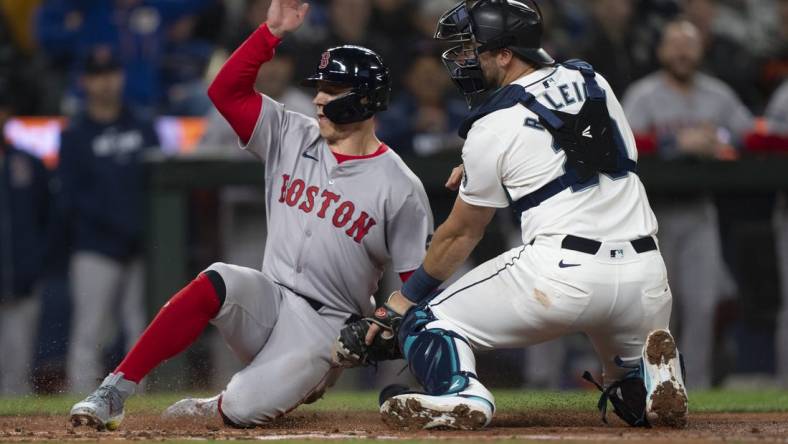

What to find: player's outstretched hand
left=267, top=0, right=310, bottom=37
left=446, top=164, right=465, bottom=191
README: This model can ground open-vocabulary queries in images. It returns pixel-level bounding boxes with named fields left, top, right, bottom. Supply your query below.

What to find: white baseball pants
left=426, top=234, right=673, bottom=405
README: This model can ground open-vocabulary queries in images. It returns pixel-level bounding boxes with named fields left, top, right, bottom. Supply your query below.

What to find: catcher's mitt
left=333, top=302, right=403, bottom=367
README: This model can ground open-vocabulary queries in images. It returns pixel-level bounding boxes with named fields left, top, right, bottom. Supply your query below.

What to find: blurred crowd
left=2, top=0, right=788, bottom=396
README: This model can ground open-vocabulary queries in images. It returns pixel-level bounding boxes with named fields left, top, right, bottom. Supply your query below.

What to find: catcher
left=334, top=0, right=688, bottom=431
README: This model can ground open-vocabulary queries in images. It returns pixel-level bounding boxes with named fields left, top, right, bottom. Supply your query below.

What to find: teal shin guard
left=399, top=308, right=493, bottom=410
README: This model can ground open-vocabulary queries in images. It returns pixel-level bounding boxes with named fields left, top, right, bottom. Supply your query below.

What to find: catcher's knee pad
left=399, top=308, right=476, bottom=396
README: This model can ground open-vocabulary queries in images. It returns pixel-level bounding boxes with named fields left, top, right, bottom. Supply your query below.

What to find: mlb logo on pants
left=610, top=249, right=624, bottom=258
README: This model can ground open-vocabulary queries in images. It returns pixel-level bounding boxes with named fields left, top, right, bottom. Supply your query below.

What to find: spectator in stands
left=0, top=82, right=51, bottom=395
left=764, top=79, right=788, bottom=387
left=766, top=80, right=788, bottom=134
left=161, top=13, right=215, bottom=115
left=681, top=0, right=761, bottom=110
left=376, top=53, right=465, bottom=157
left=580, top=0, right=656, bottom=98
left=623, top=19, right=753, bottom=389
left=223, top=0, right=272, bottom=53
left=59, top=49, right=160, bottom=393
left=371, top=0, right=414, bottom=37
left=757, top=0, right=788, bottom=103
left=745, top=79, right=788, bottom=151
left=412, top=0, right=455, bottom=41
left=0, top=5, right=48, bottom=115
left=326, top=0, right=372, bottom=45
left=369, top=0, right=415, bottom=87
left=35, top=0, right=215, bottom=114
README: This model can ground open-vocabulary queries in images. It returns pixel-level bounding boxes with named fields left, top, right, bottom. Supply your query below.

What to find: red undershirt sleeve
left=399, top=270, right=415, bottom=283
left=207, top=23, right=282, bottom=145
left=633, top=132, right=658, bottom=155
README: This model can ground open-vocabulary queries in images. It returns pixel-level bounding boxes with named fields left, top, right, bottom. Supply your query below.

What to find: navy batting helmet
left=301, top=45, right=391, bottom=124
left=435, top=0, right=554, bottom=96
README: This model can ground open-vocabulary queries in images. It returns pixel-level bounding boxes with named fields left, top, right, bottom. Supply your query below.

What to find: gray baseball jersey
left=243, top=94, right=433, bottom=316
left=622, top=72, right=753, bottom=158
left=766, top=80, right=788, bottom=134
left=766, top=80, right=788, bottom=386
left=201, top=94, right=432, bottom=426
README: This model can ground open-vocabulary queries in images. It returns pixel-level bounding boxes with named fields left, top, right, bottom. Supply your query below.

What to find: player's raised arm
left=207, top=0, right=309, bottom=146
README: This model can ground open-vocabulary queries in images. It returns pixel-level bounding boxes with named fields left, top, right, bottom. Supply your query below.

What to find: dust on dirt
left=1, top=410, right=787, bottom=442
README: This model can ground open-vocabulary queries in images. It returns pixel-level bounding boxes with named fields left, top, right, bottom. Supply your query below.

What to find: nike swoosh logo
left=559, top=260, right=581, bottom=268
left=302, top=151, right=318, bottom=161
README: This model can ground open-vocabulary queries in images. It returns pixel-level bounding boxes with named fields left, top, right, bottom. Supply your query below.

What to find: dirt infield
left=1, top=410, right=787, bottom=442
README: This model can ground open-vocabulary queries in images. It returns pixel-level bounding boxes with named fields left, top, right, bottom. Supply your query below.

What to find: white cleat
left=162, top=394, right=220, bottom=418
left=69, top=373, right=136, bottom=431
left=380, top=393, right=492, bottom=430
left=642, top=329, right=688, bottom=428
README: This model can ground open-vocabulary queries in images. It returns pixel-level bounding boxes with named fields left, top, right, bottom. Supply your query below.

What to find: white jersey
left=459, top=65, right=658, bottom=243
left=424, top=67, right=675, bottom=415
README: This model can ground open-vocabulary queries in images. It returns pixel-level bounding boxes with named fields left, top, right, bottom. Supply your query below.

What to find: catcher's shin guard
left=383, top=307, right=494, bottom=429
left=398, top=308, right=494, bottom=403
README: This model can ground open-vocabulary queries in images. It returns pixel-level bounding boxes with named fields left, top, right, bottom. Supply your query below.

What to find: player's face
left=82, top=70, right=125, bottom=105
left=658, top=22, right=703, bottom=82
left=477, top=50, right=505, bottom=89
left=313, top=81, right=356, bottom=140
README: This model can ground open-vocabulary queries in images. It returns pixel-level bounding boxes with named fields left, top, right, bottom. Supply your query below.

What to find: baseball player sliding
left=69, top=0, right=432, bottom=430
left=335, top=0, right=688, bottom=430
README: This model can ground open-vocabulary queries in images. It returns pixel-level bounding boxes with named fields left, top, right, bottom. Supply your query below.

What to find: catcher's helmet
left=435, top=0, right=554, bottom=96
left=301, top=45, right=390, bottom=124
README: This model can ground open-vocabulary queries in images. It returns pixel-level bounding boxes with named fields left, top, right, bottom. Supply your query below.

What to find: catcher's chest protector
left=458, top=60, right=637, bottom=216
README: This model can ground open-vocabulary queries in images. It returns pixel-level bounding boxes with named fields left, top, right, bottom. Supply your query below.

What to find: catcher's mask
left=301, top=45, right=391, bottom=125
left=435, top=0, right=554, bottom=99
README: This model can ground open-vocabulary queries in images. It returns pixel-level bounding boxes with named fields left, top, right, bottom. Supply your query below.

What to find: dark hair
left=658, top=16, right=697, bottom=44
left=491, top=47, right=545, bottom=70
left=83, top=48, right=122, bottom=75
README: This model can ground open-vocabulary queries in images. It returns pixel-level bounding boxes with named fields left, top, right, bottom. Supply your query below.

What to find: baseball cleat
left=380, top=393, right=492, bottom=430
left=69, top=373, right=136, bottom=431
left=162, top=394, right=220, bottom=418
left=642, top=329, right=688, bottom=428
left=378, top=383, right=413, bottom=406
